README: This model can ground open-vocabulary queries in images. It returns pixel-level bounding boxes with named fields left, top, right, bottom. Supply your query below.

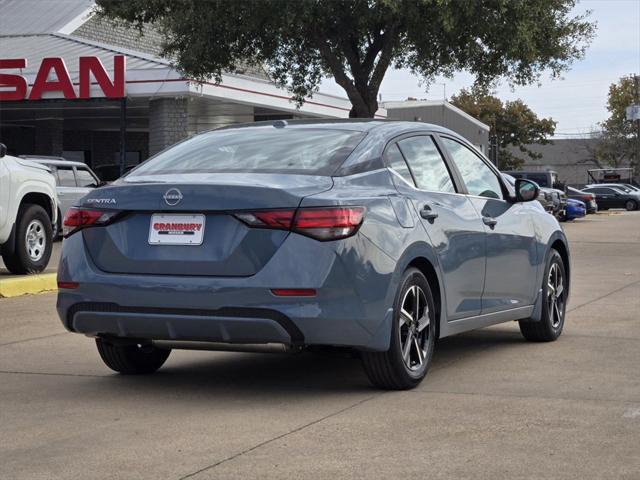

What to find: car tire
left=96, top=338, right=171, bottom=374
left=361, top=267, right=436, bottom=390
left=625, top=200, right=637, bottom=211
left=1, top=204, right=53, bottom=274
left=519, top=248, right=567, bottom=342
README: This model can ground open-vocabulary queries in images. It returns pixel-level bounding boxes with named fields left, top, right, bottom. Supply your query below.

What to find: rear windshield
left=129, top=128, right=366, bottom=176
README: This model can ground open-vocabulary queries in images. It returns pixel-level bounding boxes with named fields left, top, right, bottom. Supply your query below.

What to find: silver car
left=20, top=156, right=101, bottom=238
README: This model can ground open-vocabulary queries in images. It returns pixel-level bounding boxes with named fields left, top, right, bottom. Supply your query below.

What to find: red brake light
left=63, top=207, right=119, bottom=237
left=293, top=207, right=365, bottom=240
left=233, top=210, right=295, bottom=229
left=234, top=206, right=365, bottom=241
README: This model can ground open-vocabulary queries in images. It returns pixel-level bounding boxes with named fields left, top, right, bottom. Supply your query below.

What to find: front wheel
left=96, top=338, right=171, bottom=374
left=519, top=249, right=567, bottom=342
left=625, top=200, right=637, bottom=211
left=1, top=204, right=52, bottom=274
left=361, top=268, right=436, bottom=390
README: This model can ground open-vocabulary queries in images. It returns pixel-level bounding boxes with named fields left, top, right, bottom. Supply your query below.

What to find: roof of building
left=383, top=100, right=490, bottom=132
left=0, top=33, right=167, bottom=73
left=0, top=0, right=93, bottom=35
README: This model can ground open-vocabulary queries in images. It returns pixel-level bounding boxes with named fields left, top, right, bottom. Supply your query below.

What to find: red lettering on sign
left=29, top=57, right=76, bottom=100
left=0, top=59, right=28, bottom=101
left=79, top=56, right=125, bottom=99
left=0, top=56, right=126, bottom=101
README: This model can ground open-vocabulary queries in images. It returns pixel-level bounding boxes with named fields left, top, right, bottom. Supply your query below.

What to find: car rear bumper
left=57, top=232, right=397, bottom=351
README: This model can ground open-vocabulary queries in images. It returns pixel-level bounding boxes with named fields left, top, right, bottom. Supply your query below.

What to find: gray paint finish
left=57, top=120, right=568, bottom=352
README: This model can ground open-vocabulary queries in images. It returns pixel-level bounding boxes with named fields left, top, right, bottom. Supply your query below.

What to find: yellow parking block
left=0, top=273, right=57, bottom=298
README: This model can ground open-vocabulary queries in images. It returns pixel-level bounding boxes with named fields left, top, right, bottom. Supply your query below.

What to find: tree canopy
left=585, top=76, right=639, bottom=169
left=96, top=0, right=595, bottom=118
left=450, top=87, right=556, bottom=170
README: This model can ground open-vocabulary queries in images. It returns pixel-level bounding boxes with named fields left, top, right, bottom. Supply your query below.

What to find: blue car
left=57, top=120, right=570, bottom=389
left=565, top=198, right=586, bottom=221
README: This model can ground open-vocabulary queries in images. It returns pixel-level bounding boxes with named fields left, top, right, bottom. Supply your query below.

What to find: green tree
left=589, top=76, right=639, bottom=169
left=450, top=87, right=556, bottom=170
left=96, top=0, right=595, bottom=118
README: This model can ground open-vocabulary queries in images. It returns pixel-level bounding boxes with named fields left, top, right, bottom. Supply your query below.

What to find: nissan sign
left=0, top=55, right=126, bottom=101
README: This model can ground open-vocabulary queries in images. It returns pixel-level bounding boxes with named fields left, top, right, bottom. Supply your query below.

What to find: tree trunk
left=348, top=90, right=378, bottom=118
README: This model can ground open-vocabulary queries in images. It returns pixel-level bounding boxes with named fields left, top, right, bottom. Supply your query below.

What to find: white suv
left=0, top=144, right=58, bottom=273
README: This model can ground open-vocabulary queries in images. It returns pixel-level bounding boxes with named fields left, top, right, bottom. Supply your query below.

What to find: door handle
left=482, top=216, right=498, bottom=228
left=420, top=205, right=439, bottom=222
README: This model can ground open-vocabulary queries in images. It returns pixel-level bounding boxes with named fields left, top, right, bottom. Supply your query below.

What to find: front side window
left=128, top=128, right=366, bottom=177
left=57, top=167, right=76, bottom=187
left=396, top=136, right=455, bottom=193
left=384, top=143, right=414, bottom=186
left=441, top=138, right=503, bottom=200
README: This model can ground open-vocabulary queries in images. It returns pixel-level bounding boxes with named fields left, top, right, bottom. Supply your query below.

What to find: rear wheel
left=1, top=204, right=52, bottom=274
left=96, top=338, right=171, bottom=374
left=361, top=268, right=436, bottom=390
left=625, top=200, right=637, bottom=211
left=519, top=249, right=567, bottom=342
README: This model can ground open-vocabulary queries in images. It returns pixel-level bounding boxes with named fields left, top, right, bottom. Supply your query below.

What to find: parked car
left=57, top=120, right=570, bottom=390
left=503, top=170, right=561, bottom=189
left=581, top=185, right=640, bottom=211
left=565, top=198, right=586, bottom=221
left=565, top=186, right=597, bottom=214
left=585, top=183, right=640, bottom=193
left=0, top=144, right=57, bottom=273
left=541, top=188, right=568, bottom=220
left=22, top=156, right=101, bottom=239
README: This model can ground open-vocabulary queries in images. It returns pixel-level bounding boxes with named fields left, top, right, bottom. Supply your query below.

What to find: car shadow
left=90, top=326, right=527, bottom=398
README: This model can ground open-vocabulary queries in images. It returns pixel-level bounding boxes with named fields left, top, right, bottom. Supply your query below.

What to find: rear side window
left=57, top=167, right=76, bottom=187
left=397, top=136, right=455, bottom=193
left=384, top=144, right=414, bottom=186
left=75, top=168, right=97, bottom=187
left=129, top=128, right=366, bottom=176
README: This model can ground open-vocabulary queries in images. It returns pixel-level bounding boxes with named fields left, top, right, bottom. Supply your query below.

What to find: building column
left=34, top=119, right=63, bottom=156
left=148, top=97, right=188, bottom=156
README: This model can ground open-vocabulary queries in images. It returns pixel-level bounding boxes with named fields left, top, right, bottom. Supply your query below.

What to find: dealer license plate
left=148, top=214, right=205, bottom=245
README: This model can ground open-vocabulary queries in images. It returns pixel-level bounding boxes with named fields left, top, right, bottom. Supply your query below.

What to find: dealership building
left=0, top=0, right=488, bottom=174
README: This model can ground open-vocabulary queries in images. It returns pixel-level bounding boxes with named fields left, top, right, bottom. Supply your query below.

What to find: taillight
left=293, top=207, right=365, bottom=240
left=63, top=207, right=119, bottom=237
left=234, top=206, right=365, bottom=241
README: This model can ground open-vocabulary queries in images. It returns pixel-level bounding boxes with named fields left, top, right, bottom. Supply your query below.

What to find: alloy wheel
left=547, top=263, right=565, bottom=329
left=25, top=219, right=46, bottom=262
left=398, top=285, right=430, bottom=371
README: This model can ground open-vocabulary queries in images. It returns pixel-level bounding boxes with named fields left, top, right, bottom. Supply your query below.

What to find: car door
left=387, top=135, right=486, bottom=320
left=584, top=187, right=614, bottom=208
left=73, top=166, right=99, bottom=203
left=55, top=165, right=82, bottom=217
left=438, top=136, right=539, bottom=313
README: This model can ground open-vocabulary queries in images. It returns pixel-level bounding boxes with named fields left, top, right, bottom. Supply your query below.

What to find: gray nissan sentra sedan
left=56, top=120, right=570, bottom=389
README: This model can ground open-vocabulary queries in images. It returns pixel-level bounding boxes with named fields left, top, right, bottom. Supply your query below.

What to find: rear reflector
left=234, top=206, right=365, bottom=241
left=57, top=281, right=79, bottom=289
left=271, top=288, right=316, bottom=297
left=63, top=207, right=119, bottom=237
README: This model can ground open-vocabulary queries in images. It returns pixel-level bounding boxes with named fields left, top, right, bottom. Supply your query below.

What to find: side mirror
left=0, top=143, right=6, bottom=158
left=515, top=178, right=540, bottom=202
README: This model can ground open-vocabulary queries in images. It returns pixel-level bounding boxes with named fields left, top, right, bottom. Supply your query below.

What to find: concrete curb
left=0, top=273, right=57, bottom=298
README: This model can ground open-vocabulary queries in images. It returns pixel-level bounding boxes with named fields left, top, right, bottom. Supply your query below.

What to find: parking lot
left=1, top=211, right=639, bottom=479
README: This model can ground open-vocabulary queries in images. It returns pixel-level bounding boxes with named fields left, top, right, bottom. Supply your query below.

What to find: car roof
left=211, top=118, right=459, bottom=136
left=22, top=157, right=90, bottom=168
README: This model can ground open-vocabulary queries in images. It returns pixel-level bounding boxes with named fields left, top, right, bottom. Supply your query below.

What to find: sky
left=318, top=0, right=640, bottom=138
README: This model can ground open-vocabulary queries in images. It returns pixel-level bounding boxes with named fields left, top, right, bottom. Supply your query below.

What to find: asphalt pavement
left=0, top=212, right=639, bottom=479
